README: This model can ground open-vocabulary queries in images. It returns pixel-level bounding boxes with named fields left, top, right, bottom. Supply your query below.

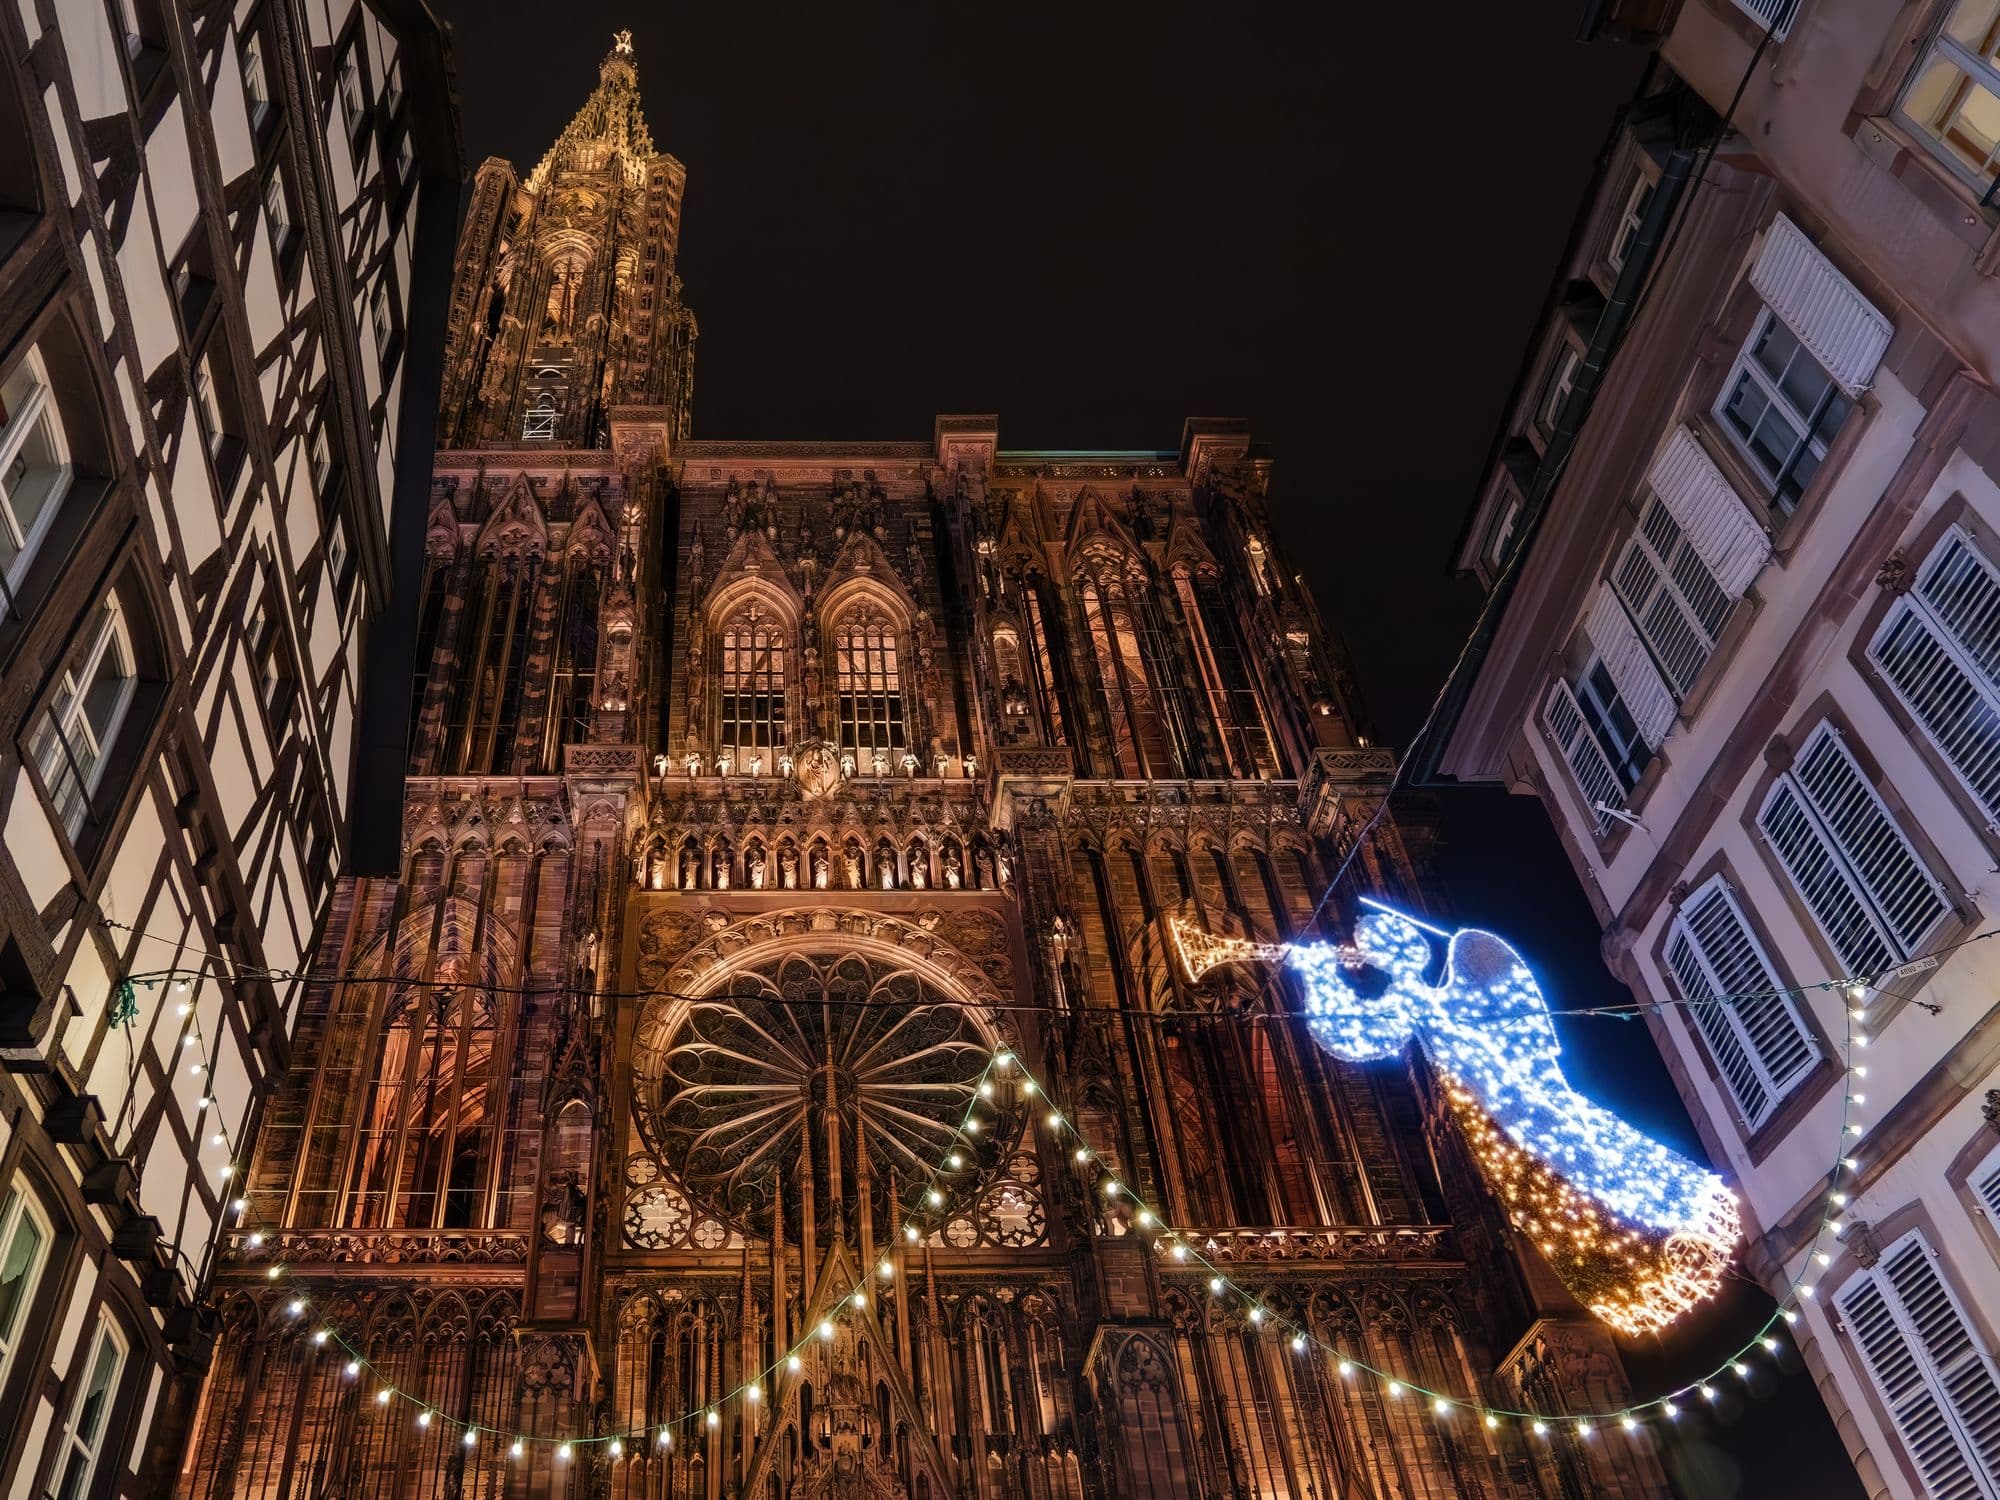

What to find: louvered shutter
left=1870, top=529, right=2000, bottom=823
left=1664, top=876, right=1817, bottom=1128
left=1974, top=1145, right=2000, bottom=1232
left=1758, top=776, right=1898, bottom=981
left=1543, top=678, right=1623, bottom=834
left=1583, top=587, right=1675, bottom=747
left=1791, top=727, right=1950, bottom=954
left=1648, top=427, right=1770, bottom=596
left=1749, top=214, right=1894, bottom=395
left=1837, top=1231, right=2000, bottom=1500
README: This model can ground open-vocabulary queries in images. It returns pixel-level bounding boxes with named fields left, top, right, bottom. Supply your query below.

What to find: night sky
left=429, top=4, right=1860, bottom=1492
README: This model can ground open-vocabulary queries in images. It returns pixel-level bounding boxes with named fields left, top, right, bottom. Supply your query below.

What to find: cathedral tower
left=177, top=38, right=1673, bottom=1500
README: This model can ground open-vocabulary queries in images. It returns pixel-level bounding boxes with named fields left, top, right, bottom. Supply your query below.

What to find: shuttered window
left=1584, top=586, right=1676, bottom=746
left=1973, top=1142, right=2000, bottom=1235
left=1869, top=527, right=2000, bottom=826
left=1649, top=427, right=1772, bottom=595
left=1747, top=214, right=1894, bottom=396
left=1664, top=876, right=1818, bottom=1129
left=1544, top=677, right=1627, bottom=835
left=1756, top=723, right=1951, bottom=980
left=1613, top=496, right=1733, bottom=697
left=1835, top=1230, right=2000, bottom=1500
left=1730, top=0, right=1800, bottom=40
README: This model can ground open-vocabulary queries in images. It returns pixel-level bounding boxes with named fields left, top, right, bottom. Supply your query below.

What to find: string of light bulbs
left=99, top=915, right=1986, bottom=1029
left=129, top=953, right=1872, bottom=1450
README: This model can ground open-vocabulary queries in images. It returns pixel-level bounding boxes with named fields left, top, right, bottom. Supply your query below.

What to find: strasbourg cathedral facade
left=176, top=37, right=1675, bottom=1500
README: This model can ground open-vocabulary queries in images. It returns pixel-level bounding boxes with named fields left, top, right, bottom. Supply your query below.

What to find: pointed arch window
left=719, top=603, right=787, bottom=762
left=834, top=604, right=904, bottom=761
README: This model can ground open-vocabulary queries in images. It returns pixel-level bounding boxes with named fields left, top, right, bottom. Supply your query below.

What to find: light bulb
left=1662, top=1402, right=1678, bottom=1419
left=1171, top=1243, right=1187, bottom=1261
left=1208, top=1276, right=1223, bottom=1295
left=745, top=1386, right=760, bottom=1404
left=1387, top=1381, right=1403, bottom=1399
left=266, top=1264, right=282, bottom=1279
left=851, top=1290, right=865, bottom=1307
left=979, top=1081, right=994, bottom=1097
left=1762, top=1337, right=1779, bottom=1353
left=1046, top=1112, right=1062, bottom=1129
left=1137, top=1210, right=1154, bottom=1227
left=705, top=1409, right=719, bottom=1429
left=182, top=1035, right=196, bottom=1049
left=418, top=1411, right=432, bottom=1428
left=904, top=1225, right=919, bottom=1242
left=1103, top=1180, right=1119, bottom=1197
left=376, top=1389, right=391, bottom=1405
left=1622, top=1416, right=1638, bottom=1432
left=948, top=1153, right=963, bottom=1169
left=1248, top=1307, right=1263, bottom=1324
left=313, top=1329, right=328, bottom=1345
left=1532, top=1421, right=1547, bottom=1437
left=1732, top=1362, right=1749, bottom=1378
left=1073, top=1147, right=1089, bottom=1163
left=248, top=1232, right=265, bottom=1248
left=1577, top=1422, right=1592, bottom=1438
left=1337, top=1360, right=1353, bottom=1377
left=1485, top=1413, right=1499, bottom=1430
left=232, top=1198, right=247, bottom=1213
left=995, top=1052, right=1013, bottom=1068
left=1022, top=1079, right=1037, bottom=1095
left=609, top=1439, right=623, bottom=1456
left=964, top=1117, right=979, bottom=1133
left=344, top=1361, right=359, bottom=1377
left=658, top=1429, right=672, bottom=1448
left=464, top=1430, right=477, bottom=1448
left=1291, top=1334, right=1306, bottom=1352
left=927, top=1189, right=943, bottom=1206
left=879, top=1261, right=893, bottom=1280
left=787, top=1355, right=801, bottom=1372
left=511, top=1440, right=524, bottom=1459
left=819, top=1321, right=834, bottom=1340
left=1434, top=1398, right=1450, bottom=1416
left=557, top=1443, right=571, bottom=1462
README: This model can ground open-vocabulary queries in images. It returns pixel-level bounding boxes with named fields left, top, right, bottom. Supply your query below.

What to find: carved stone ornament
left=1984, top=1088, right=2000, bottom=1137
left=1874, top=548, right=1912, bottom=596
left=790, top=738, right=846, bottom=800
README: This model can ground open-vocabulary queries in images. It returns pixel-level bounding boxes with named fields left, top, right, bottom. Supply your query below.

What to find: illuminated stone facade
left=177, top=36, right=1674, bottom=1500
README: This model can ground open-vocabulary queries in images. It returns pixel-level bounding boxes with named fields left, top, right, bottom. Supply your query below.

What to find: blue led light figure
left=1173, top=899, right=1739, bottom=1334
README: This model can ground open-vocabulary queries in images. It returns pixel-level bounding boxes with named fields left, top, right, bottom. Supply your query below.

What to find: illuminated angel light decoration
left=1171, top=900, right=1739, bottom=1336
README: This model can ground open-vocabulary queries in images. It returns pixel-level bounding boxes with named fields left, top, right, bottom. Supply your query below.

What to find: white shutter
left=1871, top=528, right=2000, bottom=823
left=1543, top=678, right=1623, bottom=835
left=1836, top=1231, right=2000, bottom=1500
left=1583, top=587, right=1675, bottom=747
left=1647, top=427, right=1770, bottom=597
left=1729, top=0, right=1800, bottom=39
left=1664, top=875, right=1818, bottom=1129
left=1974, top=1143, right=2000, bottom=1232
left=1749, top=214, right=1893, bottom=396
left=1790, top=726, right=1951, bottom=954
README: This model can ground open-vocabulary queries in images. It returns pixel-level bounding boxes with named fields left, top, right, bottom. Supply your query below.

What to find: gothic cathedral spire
left=437, top=30, right=694, bottom=450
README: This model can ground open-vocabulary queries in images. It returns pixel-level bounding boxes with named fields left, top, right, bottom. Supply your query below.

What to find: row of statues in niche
left=646, top=835, right=1010, bottom=894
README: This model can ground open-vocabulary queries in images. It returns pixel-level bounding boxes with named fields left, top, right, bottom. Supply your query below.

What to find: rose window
left=634, top=951, right=1015, bottom=1244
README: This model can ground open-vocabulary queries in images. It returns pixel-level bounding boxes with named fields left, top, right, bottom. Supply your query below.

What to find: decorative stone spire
left=526, top=29, right=657, bottom=189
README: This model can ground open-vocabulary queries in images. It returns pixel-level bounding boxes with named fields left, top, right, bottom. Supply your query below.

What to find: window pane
left=0, top=1193, right=44, bottom=1345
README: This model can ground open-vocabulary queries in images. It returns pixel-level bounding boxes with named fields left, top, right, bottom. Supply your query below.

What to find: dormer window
left=1607, top=173, right=1654, bottom=272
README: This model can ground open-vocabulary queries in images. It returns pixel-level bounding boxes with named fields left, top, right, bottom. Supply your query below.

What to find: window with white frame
left=1898, top=1, right=2000, bottom=196
left=1613, top=428, right=1771, bottom=698
left=0, top=1183, right=52, bottom=1394
left=308, top=420, right=331, bottom=494
left=1664, top=876, right=1818, bottom=1129
left=1536, top=344, right=1581, bottom=436
left=1607, top=172, right=1655, bottom=272
left=394, top=131, right=414, bottom=181
left=1834, top=1229, right=2000, bottom=1498
left=241, top=31, right=270, bottom=126
left=0, top=349, right=73, bottom=588
left=262, top=164, right=290, bottom=246
left=49, top=1311, right=126, bottom=1500
left=1869, top=525, right=2000, bottom=825
left=718, top=603, right=787, bottom=764
left=1613, top=496, right=1732, bottom=696
left=27, top=600, right=137, bottom=839
left=1756, top=721, right=1951, bottom=981
left=1543, top=587, right=1676, bottom=832
left=1716, top=309, right=1855, bottom=512
left=369, top=279, right=395, bottom=358
left=192, top=353, right=224, bottom=456
left=335, top=47, right=366, bottom=130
